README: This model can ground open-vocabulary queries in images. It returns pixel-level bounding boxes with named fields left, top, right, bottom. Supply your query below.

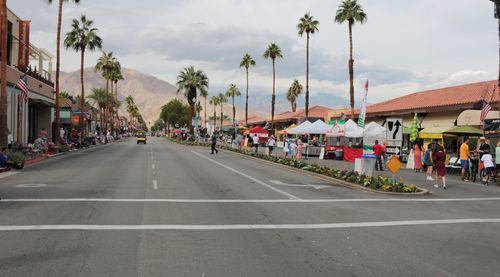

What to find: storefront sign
left=18, top=20, right=31, bottom=70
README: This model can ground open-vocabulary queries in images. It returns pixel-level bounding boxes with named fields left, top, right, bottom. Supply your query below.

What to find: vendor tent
left=443, top=125, right=483, bottom=136
left=327, top=121, right=346, bottom=137
left=286, top=120, right=312, bottom=135
left=249, top=126, right=269, bottom=136
left=307, top=120, right=330, bottom=134
left=363, top=122, right=386, bottom=154
left=344, top=119, right=364, bottom=138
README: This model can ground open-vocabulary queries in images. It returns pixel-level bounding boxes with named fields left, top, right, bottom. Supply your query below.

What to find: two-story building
left=4, top=7, right=55, bottom=143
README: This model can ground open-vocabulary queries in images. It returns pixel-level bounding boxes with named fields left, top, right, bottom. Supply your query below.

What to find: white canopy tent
left=363, top=122, right=386, bottom=154
left=286, top=120, right=312, bottom=135
left=307, top=120, right=330, bottom=134
left=344, top=119, right=364, bottom=138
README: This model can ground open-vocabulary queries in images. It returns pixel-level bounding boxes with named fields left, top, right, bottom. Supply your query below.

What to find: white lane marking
left=0, top=218, right=499, bottom=231
left=152, top=164, right=155, bottom=169
left=153, top=180, right=158, bottom=190
left=191, top=150, right=300, bottom=200
left=2, top=197, right=500, bottom=203
left=15, top=184, right=47, bottom=188
left=269, top=180, right=329, bottom=190
left=0, top=171, right=19, bottom=179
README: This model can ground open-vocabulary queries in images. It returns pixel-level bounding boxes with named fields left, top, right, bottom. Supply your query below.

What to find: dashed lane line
left=191, top=150, right=300, bottom=200
left=0, top=218, right=499, bottom=231
left=153, top=180, right=158, bottom=190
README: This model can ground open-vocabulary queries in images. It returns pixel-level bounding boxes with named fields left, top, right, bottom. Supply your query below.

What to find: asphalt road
left=0, top=137, right=500, bottom=276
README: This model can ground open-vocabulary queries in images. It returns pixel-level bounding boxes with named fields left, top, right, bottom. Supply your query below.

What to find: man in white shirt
left=481, top=149, right=495, bottom=185
left=7, top=129, right=13, bottom=149
left=252, top=134, right=259, bottom=153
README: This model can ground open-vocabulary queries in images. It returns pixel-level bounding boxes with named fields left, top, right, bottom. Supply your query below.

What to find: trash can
left=362, top=154, right=376, bottom=177
left=335, top=149, right=344, bottom=160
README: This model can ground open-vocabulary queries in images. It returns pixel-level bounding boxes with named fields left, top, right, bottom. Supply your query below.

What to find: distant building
left=4, top=7, right=55, bottom=143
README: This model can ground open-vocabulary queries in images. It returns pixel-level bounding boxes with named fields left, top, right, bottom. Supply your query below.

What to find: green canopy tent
left=443, top=125, right=483, bottom=137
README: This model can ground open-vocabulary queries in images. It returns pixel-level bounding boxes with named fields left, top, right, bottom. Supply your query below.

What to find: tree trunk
left=245, top=67, right=249, bottom=126
left=188, top=103, right=194, bottom=137
left=305, top=32, right=310, bottom=120
left=348, top=21, right=355, bottom=119
left=79, top=49, right=85, bottom=135
left=104, top=78, right=109, bottom=143
left=54, top=0, right=63, bottom=143
left=232, top=95, right=235, bottom=126
left=0, top=0, right=7, bottom=147
left=213, top=106, right=216, bottom=130
left=292, top=100, right=296, bottom=113
left=204, top=97, right=207, bottom=128
left=220, top=105, right=223, bottom=130
left=271, top=59, right=276, bottom=130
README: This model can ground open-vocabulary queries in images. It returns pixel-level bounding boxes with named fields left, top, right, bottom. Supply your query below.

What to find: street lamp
left=491, top=0, right=500, bottom=111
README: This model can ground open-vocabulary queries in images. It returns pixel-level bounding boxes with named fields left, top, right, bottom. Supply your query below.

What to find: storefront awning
left=443, top=125, right=483, bottom=136
left=419, top=126, right=450, bottom=139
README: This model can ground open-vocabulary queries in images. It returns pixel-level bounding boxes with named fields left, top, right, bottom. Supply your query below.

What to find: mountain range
left=59, top=68, right=349, bottom=125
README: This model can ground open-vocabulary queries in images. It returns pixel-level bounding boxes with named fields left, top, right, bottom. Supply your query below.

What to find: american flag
left=16, top=74, right=28, bottom=102
left=480, top=99, right=492, bottom=122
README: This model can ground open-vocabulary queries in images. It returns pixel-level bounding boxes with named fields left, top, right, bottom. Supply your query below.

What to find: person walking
left=413, top=142, right=422, bottom=172
left=283, top=138, right=289, bottom=159
left=252, top=134, right=260, bottom=153
left=211, top=133, right=218, bottom=155
left=433, top=145, right=447, bottom=189
left=296, top=138, right=303, bottom=160
left=481, top=148, right=495, bottom=185
left=425, top=140, right=439, bottom=181
left=373, top=140, right=384, bottom=171
left=289, top=139, right=297, bottom=160
left=459, top=137, right=470, bottom=182
left=495, top=141, right=500, bottom=172
left=267, top=135, right=276, bottom=155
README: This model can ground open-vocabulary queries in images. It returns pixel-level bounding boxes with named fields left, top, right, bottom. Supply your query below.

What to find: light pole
left=491, top=0, right=500, bottom=111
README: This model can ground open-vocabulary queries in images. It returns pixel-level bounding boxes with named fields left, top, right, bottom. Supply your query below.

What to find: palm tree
left=109, top=65, right=123, bottom=130
left=287, top=79, right=303, bottom=112
left=95, top=51, right=117, bottom=138
left=195, top=101, right=203, bottom=127
left=239, top=54, right=256, bottom=126
left=199, top=89, right=208, bottom=128
left=263, top=42, right=283, bottom=130
left=217, top=92, right=227, bottom=129
left=297, top=12, right=319, bottom=120
left=88, top=87, right=106, bottom=131
left=176, top=66, right=209, bottom=136
left=225, top=84, right=241, bottom=127
left=209, top=95, right=219, bottom=129
left=335, top=0, right=367, bottom=119
left=47, top=0, right=80, bottom=142
left=64, top=14, right=102, bottom=134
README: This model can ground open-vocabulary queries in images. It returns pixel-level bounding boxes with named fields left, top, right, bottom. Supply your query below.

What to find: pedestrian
left=211, top=132, right=218, bottom=154
left=283, top=138, right=289, bottom=159
left=459, top=137, right=470, bottom=182
left=478, top=137, right=491, bottom=159
left=373, top=140, right=384, bottom=171
left=481, top=148, right=495, bottom=185
left=267, top=135, right=276, bottom=155
left=296, top=138, right=303, bottom=160
left=289, top=139, right=297, bottom=159
left=38, top=127, right=48, bottom=140
left=425, top=140, right=439, bottom=181
left=433, top=145, right=447, bottom=189
left=413, top=142, right=422, bottom=172
left=252, top=134, right=260, bottom=153
left=7, top=129, right=13, bottom=150
left=496, top=141, right=500, bottom=172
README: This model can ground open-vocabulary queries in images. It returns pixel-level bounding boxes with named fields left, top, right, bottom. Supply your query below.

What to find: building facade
left=5, top=8, right=54, bottom=144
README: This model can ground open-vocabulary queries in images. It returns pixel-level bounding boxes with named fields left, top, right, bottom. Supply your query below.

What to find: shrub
left=381, top=185, right=393, bottom=192
left=7, top=150, right=25, bottom=163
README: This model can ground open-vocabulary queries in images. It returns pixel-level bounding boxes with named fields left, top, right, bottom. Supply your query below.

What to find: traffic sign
left=387, top=155, right=402, bottom=174
left=386, top=146, right=401, bottom=155
left=386, top=118, right=403, bottom=141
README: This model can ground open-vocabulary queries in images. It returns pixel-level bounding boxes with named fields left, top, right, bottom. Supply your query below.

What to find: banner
left=357, top=80, right=368, bottom=128
left=18, top=20, right=31, bottom=70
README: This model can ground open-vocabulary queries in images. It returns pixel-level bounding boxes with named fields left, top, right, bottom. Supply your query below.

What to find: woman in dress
left=433, top=145, right=447, bottom=189
left=296, top=139, right=303, bottom=160
left=413, top=142, right=422, bottom=172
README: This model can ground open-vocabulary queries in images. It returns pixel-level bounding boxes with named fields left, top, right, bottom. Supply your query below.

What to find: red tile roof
left=366, top=80, right=499, bottom=116
left=272, top=106, right=332, bottom=123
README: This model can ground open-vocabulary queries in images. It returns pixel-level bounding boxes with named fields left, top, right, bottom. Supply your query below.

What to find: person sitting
left=0, top=147, right=9, bottom=169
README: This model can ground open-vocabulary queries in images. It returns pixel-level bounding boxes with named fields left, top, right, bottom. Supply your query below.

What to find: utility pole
left=491, top=0, right=500, bottom=111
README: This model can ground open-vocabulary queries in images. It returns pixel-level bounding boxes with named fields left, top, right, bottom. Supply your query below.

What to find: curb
left=164, top=139, right=430, bottom=196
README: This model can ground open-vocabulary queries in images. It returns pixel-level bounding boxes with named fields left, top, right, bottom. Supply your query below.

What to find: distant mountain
left=59, top=68, right=269, bottom=125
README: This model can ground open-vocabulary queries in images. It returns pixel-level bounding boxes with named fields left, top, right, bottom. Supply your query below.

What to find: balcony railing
left=14, top=65, right=54, bottom=88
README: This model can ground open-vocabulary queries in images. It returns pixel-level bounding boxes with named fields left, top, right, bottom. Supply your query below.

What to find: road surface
left=0, top=137, right=499, bottom=276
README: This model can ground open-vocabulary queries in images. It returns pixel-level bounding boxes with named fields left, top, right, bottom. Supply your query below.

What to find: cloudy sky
left=9, top=0, right=500, bottom=109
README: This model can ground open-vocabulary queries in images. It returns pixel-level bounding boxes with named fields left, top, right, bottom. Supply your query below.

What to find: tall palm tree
left=225, top=84, right=241, bottom=127
left=176, top=66, right=209, bottom=136
left=239, top=54, right=256, bottom=126
left=48, top=0, right=80, bottom=142
left=209, top=95, right=219, bottom=129
left=64, top=14, right=102, bottom=134
left=95, top=51, right=117, bottom=139
left=287, top=79, right=303, bottom=112
left=217, top=92, right=227, bottom=129
left=88, top=87, right=106, bottom=131
left=335, top=0, right=367, bottom=119
left=297, top=12, right=319, bottom=120
left=263, top=42, right=283, bottom=130
left=109, top=65, right=123, bottom=130
left=199, top=89, right=208, bottom=128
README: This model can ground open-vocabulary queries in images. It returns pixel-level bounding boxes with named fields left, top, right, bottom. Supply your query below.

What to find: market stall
left=286, top=121, right=312, bottom=135
left=325, top=121, right=346, bottom=159
left=249, top=126, right=269, bottom=144
left=343, top=119, right=364, bottom=162
left=302, top=120, right=330, bottom=156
